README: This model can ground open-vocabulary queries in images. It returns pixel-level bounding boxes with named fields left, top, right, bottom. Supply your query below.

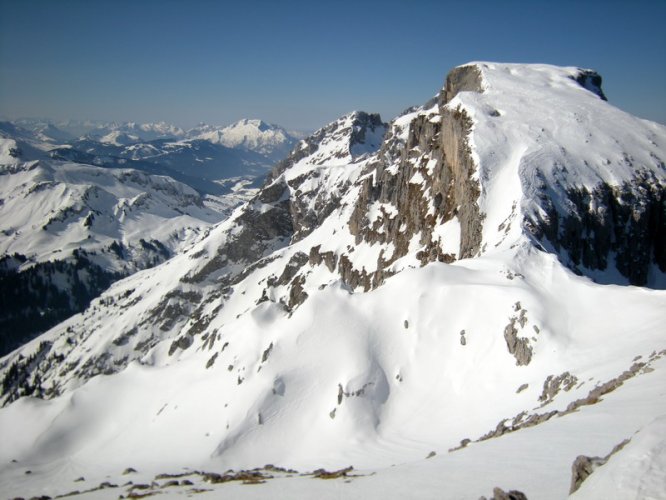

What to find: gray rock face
left=347, top=68, right=484, bottom=289
left=438, top=106, right=483, bottom=259
left=491, top=487, right=528, bottom=500
left=181, top=175, right=296, bottom=287
left=308, top=245, right=338, bottom=272
left=287, top=170, right=345, bottom=242
left=569, top=439, right=629, bottom=494
left=478, top=487, right=529, bottom=500
left=502, top=304, right=534, bottom=366
left=572, top=70, right=607, bottom=101
left=503, top=318, right=532, bottom=366
left=529, top=170, right=666, bottom=286
left=569, top=455, right=607, bottom=494
left=287, top=274, right=308, bottom=309
left=538, top=372, right=578, bottom=405
left=441, top=65, right=484, bottom=104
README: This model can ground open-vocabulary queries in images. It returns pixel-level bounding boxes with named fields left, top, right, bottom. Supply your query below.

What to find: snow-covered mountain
left=97, top=130, right=142, bottom=146
left=0, top=118, right=263, bottom=355
left=0, top=121, right=63, bottom=162
left=8, top=119, right=184, bottom=144
left=15, top=120, right=75, bottom=143
left=189, top=119, right=299, bottom=162
left=0, top=157, right=248, bottom=356
left=69, top=121, right=186, bottom=143
left=1, top=63, right=665, bottom=500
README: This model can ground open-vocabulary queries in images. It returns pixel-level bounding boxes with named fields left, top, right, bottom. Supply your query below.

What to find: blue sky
left=1, top=0, right=665, bottom=131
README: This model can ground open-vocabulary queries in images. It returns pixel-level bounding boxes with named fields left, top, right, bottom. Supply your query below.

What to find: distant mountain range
left=9, top=117, right=302, bottom=150
left=1, top=118, right=301, bottom=192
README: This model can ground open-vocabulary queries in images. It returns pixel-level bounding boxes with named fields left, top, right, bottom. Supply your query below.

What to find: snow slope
left=1, top=63, right=665, bottom=499
left=98, top=130, right=140, bottom=146
left=1, top=251, right=664, bottom=499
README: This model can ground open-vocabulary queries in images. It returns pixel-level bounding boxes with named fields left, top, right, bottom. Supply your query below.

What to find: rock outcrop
left=348, top=66, right=484, bottom=288
left=529, top=171, right=666, bottom=286
left=572, top=69, right=607, bottom=101
left=479, top=487, right=528, bottom=500
left=569, top=439, right=630, bottom=494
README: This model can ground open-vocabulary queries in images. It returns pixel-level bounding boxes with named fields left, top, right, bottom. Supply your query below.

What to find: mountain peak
left=189, top=118, right=298, bottom=160
left=232, top=118, right=271, bottom=131
left=267, top=110, right=387, bottom=184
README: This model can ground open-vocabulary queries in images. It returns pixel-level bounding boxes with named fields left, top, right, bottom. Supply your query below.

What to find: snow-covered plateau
left=1, top=62, right=665, bottom=500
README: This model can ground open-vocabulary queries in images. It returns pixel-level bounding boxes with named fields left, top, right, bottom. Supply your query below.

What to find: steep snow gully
left=1, top=63, right=665, bottom=499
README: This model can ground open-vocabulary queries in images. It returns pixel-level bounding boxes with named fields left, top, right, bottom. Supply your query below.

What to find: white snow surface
left=189, top=119, right=297, bottom=157
left=1, top=63, right=665, bottom=499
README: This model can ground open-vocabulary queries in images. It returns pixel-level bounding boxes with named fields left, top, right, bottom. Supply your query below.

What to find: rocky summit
left=1, top=63, right=665, bottom=500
